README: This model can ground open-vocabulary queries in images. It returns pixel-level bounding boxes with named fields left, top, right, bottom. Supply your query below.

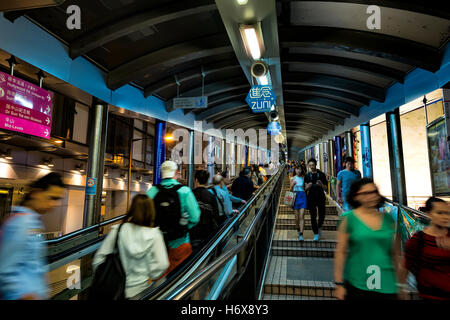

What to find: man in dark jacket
left=231, top=168, right=257, bottom=202
left=304, top=158, right=328, bottom=241
left=190, top=170, right=221, bottom=253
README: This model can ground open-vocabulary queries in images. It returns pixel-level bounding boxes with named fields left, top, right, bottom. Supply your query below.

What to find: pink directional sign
left=0, top=71, right=52, bottom=139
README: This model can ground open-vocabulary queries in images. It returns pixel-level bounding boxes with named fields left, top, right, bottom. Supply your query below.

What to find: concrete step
left=279, top=205, right=338, bottom=215
left=272, top=246, right=335, bottom=258
left=273, top=239, right=337, bottom=249
left=276, top=223, right=337, bottom=231
left=274, top=229, right=337, bottom=242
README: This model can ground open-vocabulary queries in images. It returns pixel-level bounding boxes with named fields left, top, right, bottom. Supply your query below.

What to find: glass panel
left=133, top=130, right=143, bottom=162
left=370, top=122, right=392, bottom=199
left=400, top=107, right=433, bottom=209
left=370, top=113, right=386, bottom=126
left=426, top=101, right=444, bottom=124
left=72, top=103, right=89, bottom=144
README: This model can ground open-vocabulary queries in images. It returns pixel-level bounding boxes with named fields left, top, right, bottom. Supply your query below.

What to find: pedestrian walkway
left=263, top=174, right=337, bottom=300
left=262, top=173, right=419, bottom=300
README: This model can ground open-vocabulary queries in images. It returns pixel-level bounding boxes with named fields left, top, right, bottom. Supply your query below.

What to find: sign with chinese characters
left=246, top=85, right=277, bottom=113
left=172, top=96, right=208, bottom=109
left=0, top=71, right=53, bottom=139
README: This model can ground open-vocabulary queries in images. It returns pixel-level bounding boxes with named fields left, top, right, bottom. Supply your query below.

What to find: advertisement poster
left=427, top=117, right=450, bottom=196
left=0, top=71, right=52, bottom=139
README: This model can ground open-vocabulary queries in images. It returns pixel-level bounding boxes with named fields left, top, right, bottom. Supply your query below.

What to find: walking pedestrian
left=231, top=168, right=257, bottom=201
left=92, top=194, right=169, bottom=299
left=400, top=197, right=450, bottom=300
left=147, top=161, right=200, bottom=276
left=0, top=173, right=66, bottom=300
left=304, top=158, right=328, bottom=241
left=190, top=170, right=221, bottom=253
left=290, top=165, right=308, bottom=241
left=334, top=178, right=401, bottom=300
left=336, top=157, right=362, bottom=211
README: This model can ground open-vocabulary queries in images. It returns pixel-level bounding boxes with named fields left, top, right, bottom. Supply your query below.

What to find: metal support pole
left=360, top=122, right=374, bottom=178
left=127, top=133, right=133, bottom=210
left=153, top=120, right=166, bottom=185
left=328, top=139, right=335, bottom=177
left=319, top=143, right=324, bottom=172
left=221, top=139, right=226, bottom=172
left=188, top=129, right=195, bottom=189
left=386, top=108, right=407, bottom=205
left=207, top=135, right=214, bottom=184
left=83, top=99, right=108, bottom=228
left=345, top=131, right=354, bottom=158
left=335, top=136, right=342, bottom=173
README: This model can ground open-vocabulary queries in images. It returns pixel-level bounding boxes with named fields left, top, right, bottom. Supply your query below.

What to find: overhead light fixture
left=164, top=133, right=175, bottom=142
left=0, top=149, right=12, bottom=160
left=240, top=23, right=264, bottom=60
left=75, top=163, right=85, bottom=173
left=42, top=158, right=54, bottom=168
left=236, top=0, right=248, bottom=5
left=54, top=140, right=64, bottom=144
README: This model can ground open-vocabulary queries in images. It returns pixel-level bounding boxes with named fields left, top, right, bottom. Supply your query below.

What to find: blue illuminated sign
left=245, top=85, right=277, bottom=113
left=267, top=121, right=281, bottom=135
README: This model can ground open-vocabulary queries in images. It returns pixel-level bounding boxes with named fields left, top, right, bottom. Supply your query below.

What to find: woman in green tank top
left=334, top=178, right=402, bottom=300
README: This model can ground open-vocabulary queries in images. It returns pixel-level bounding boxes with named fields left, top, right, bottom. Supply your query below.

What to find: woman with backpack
left=290, top=165, right=308, bottom=241
left=400, top=197, right=450, bottom=300
left=92, top=194, right=169, bottom=299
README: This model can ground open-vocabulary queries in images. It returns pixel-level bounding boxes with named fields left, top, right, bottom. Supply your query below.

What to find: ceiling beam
left=279, top=26, right=442, bottom=72
left=144, top=63, right=241, bottom=98
left=70, top=0, right=217, bottom=59
left=283, top=84, right=370, bottom=106
left=107, top=33, right=233, bottom=90
left=196, top=101, right=247, bottom=121
left=282, top=53, right=405, bottom=83
left=283, top=72, right=385, bottom=102
left=284, top=96, right=359, bottom=116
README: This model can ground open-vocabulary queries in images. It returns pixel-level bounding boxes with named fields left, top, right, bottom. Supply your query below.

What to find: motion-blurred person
left=334, top=178, right=400, bottom=300
left=210, top=175, right=240, bottom=221
left=190, top=170, right=220, bottom=253
left=0, top=173, right=66, bottom=300
left=336, top=157, right=362, bottom=211
left=400, top=197, right=450, bottom=300
left=258, top=164, right=267, bottom=183
left=304, top=158, right=328, bottom=241
left=231, top=167, right=257, bottom=202
left=92, top=194, right=169, bottom=298
left=290, top=165, right=308, bottom=241
left=147, top=161, right=200, bottom=276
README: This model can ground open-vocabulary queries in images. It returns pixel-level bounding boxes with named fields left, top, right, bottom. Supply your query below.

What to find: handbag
left=88, top=223, right=126, bottom=300
left=284, top=191, right=295, bottom=207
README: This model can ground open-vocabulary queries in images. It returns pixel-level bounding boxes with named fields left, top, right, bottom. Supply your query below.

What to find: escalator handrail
left=44, top=214, right=127, bottom=245
left=384, top=199, right=430, bottom=221
left=134, top=165, right=285, bottom=300
left=166, top=168, right=285, bottom=300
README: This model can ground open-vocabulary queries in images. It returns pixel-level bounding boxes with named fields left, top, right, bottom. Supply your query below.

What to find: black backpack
left=153, top=184, right=188, bottom=244
left=89, top=223, right=126, bottom=300
left=190, top=188, right=219, bottom=241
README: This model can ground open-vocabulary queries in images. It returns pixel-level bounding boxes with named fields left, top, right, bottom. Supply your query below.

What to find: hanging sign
left=267, top=121, right=281, bottom=135
left=0, top=71, right=52, bottom=139
left=246, top=85, right=276, bottom=113
left=172, top=96, right=208, bottom=109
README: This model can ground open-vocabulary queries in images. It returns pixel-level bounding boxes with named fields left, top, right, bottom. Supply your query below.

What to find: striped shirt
left=404, top=230, right=450, bottom=300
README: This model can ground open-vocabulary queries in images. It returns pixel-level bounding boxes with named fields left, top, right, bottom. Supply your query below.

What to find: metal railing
left=161, top=166, right=285, bottom=300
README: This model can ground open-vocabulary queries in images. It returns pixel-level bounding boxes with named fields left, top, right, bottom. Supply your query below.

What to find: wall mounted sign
left=0, top=71, right=52, bottom=139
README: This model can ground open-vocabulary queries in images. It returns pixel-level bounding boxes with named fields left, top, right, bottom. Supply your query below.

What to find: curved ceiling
left=3, top=0, right=449, bottom=154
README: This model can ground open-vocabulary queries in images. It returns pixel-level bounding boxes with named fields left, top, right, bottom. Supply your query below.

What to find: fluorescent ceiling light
left=236, top=0, right=248, bottom=5
left=243, top=27, right=261, bottom=60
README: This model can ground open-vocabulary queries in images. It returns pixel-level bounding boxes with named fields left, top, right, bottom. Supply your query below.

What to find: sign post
left=246, top=85, right=276, bottom=113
